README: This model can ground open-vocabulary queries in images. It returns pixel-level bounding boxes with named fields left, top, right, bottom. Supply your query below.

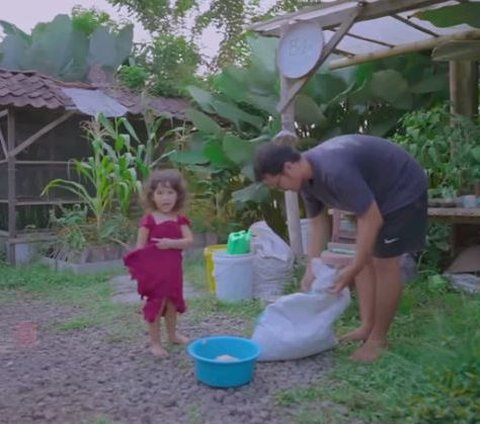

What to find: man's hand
left=329, top=264, right=359, bottom=294
left=153, top=238, right=174, bottom=249
left=300, top=265, right=315, bottom=292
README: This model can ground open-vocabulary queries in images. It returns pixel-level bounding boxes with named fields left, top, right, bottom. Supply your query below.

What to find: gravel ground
left=0, top=291, right=361, bottom=424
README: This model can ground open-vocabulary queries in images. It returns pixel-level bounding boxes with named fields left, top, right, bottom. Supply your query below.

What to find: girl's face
left=152, top=182, right=178, bottom=214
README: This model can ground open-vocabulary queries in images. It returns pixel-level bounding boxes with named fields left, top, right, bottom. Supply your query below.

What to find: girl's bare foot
left=339, top=327, right=372, bottom=343
left=169, top=333, right=189, bottom=345
left=150, top=344, right=169, bottom=358
left=350, top=339, right=387, bottom=363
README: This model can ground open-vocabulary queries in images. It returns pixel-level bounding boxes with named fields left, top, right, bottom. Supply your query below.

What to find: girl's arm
left=154, top=224, right=193, bottom=250
left=136, top=227, right=150, bottom=249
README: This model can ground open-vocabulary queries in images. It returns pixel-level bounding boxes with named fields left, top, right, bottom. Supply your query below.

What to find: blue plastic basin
left=187, top=336, right=261, bottom=388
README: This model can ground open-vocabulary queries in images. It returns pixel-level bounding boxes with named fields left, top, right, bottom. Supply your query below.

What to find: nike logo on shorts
left=384, top=237, right=399, bottom=244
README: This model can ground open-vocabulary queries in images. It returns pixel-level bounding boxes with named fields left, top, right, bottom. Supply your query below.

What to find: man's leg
left=351, top=256, right=402, bottom=362
left=341, top=262, right=376, bottom=342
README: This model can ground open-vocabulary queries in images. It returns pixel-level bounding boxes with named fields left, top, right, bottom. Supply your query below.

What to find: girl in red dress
left=124, top=169, right=193, bottom=357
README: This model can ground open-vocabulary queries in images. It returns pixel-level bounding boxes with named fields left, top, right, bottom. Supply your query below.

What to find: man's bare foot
left=350, top=339, right=387, bottom=363
left=169, top=333, right=189, bottom=345
left=339, top=327, right=372, bottom=343
left=150, top=344, right=169, bottom=358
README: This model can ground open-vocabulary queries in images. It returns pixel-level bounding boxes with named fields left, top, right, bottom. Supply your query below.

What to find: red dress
left=123, top=214, right=190, bottom=322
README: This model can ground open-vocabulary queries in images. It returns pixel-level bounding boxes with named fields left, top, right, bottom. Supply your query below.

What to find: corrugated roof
left=0, top=69, right=189, bottom=119
left=250, top=0, right=480, bottom=69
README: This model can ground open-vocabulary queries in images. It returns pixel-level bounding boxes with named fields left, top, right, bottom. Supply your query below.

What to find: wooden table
left=428, top=207, right=480, bottom=257
left=428, top=207, right=480, bottom=224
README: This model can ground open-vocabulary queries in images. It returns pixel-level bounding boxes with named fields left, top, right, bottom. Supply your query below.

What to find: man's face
left=263, top=162, right=303, bottom=192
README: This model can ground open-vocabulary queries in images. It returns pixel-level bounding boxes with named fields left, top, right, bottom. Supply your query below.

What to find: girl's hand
left=153, top=238, right=173, bottom=249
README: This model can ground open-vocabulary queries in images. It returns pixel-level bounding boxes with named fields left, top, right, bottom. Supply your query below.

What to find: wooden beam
left=8, top=111, right=73, bottom=158
left=15, top=160, right=72, bottom=165
left=346, top=31, right=394, bottom=48
left=392, top=14, right=439, bottom=37
left=0, top=198, right=81, bottom=206
left=329, top=29, right=480, bottom=69
left=7, top=108, right=16, bottom=264
left=449, top=60, right=478, bottom=117
left=334, top=48, right=355, bottom=57
left=250, top=0, right=444, bottom=36
left=0, top=128, right=7, bottom=159
left=278, top=6, right=361, bottom=113
left=279, top=76, right=304, bottom=258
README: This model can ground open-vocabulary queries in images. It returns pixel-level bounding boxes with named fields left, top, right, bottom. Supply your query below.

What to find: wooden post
left=449, top=61, right=478, bottom=117
left=280, top=76, right=304, bottom=258
left=7, top=109, right=16, bottom=264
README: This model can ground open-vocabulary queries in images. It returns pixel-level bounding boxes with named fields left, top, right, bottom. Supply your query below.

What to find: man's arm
left=332, top=200, right=383, bottom=293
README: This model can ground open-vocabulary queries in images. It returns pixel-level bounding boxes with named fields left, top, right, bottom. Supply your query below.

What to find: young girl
left=124, top=169, right=193, bottom=357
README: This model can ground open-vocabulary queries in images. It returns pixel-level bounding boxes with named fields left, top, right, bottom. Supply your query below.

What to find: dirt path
left=0, top=288, right=361, bottom=424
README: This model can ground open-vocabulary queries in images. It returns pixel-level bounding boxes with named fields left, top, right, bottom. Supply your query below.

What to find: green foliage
left=394, top=104, right=480, bottom=195
left=167, top=37, right=449, bottom=238
left=71, top=6, right=115, bottom=36
left=118, top=64, right=148, bottom=90
left=419, top=223, right=452, bottom=273
left=405, top=359, right=480, bottom=424
left=104, top=0, right=335, bottom=68
left=148, top=34, right=201, bottom=96
left=415, top=3, right=480, bottom=28
left=275, top=279, right=480, bottom=424
left=0, top=13, right=133, bottom=82
left=42, top=113, right=172, bottom=255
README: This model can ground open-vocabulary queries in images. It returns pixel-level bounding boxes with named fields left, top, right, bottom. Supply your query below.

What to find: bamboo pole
left=278, top=5, right=361, bottom=113
left=8, top=111, right=73, bottom=158
left=329, top=30, right=480, bottom=70
left=279, top=75, right=303, bottom=258
left=0, top=129, right=7, bottom=159
left=449, top=60, right=478, bottom=117
left=7, top=109, right=16, bottom=264
left=250, top=0, right=443, bottom=36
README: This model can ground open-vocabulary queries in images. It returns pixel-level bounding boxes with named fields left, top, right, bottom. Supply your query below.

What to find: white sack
left=251, top=259, right=350, bottom=361
left=250, top=221, right=294, bottom=300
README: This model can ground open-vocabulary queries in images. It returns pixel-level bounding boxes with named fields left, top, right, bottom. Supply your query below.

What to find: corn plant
left=42, top=133, right=115, bottom=234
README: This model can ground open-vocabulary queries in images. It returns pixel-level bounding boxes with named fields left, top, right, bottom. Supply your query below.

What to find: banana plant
left=0, top=15, right=133, bottom=82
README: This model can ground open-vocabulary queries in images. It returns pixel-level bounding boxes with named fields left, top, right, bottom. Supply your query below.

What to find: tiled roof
left=0, top=69, right=189, bottom=119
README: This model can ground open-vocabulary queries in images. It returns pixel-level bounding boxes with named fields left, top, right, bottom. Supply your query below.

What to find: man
left=254, top=133, right=428, bottom=362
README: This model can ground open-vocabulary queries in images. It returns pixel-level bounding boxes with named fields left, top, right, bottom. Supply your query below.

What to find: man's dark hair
left=253, top=142, right=302, bottom=181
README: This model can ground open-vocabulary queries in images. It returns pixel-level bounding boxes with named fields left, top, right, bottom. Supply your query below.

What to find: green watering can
left=226, top=230, right=252, bottom=255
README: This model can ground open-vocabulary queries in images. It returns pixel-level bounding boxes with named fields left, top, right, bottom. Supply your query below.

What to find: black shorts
left=374, top=192, right=428, bottom=258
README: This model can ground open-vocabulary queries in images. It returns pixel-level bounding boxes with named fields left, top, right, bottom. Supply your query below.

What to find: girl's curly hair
left=142, top=169, right=188, bottom=213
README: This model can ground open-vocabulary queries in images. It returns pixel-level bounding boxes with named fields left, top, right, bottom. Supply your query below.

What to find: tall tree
left=107, top=0, right=323, bottom=67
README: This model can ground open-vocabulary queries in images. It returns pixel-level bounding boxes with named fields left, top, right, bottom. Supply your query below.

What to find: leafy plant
left=40, top=110, right=183, bottom=259
left=42, top=140, right=114, bottom=234
left=71, top=6, right=116, bottom=36
left=404, top=356, right=480, bottom=423
left=394, top=104, right=480, bottom=196
left=118, top=63, right=148, bottom=90
left=415, top=2, right=480, bottom=29
left=165, top=37, right=449, bottom=239
left=0, top=14, right=133, bottom=82
left=419, top=223, right=452, bottom=273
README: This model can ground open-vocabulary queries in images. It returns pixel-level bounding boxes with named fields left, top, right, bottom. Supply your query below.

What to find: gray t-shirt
left=301, top=134, right=428, bottom=217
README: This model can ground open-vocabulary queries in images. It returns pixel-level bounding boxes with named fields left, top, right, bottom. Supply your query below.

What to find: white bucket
left=213, top=250, right=254, bottom=302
